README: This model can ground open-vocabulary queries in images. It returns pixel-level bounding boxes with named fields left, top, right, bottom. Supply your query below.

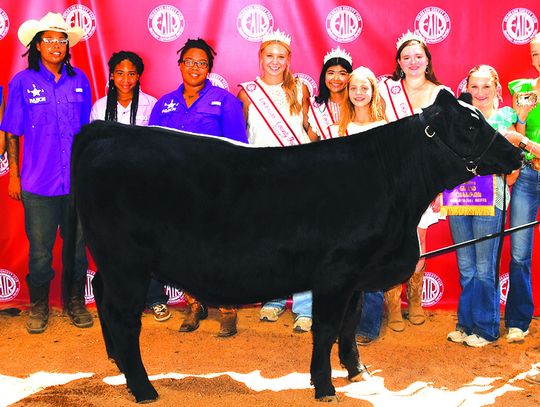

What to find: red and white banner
left=0, top=0, right=539, bottom=312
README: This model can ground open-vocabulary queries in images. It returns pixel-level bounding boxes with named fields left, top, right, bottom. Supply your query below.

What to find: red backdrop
left=0, top=0, right=539, bottom=312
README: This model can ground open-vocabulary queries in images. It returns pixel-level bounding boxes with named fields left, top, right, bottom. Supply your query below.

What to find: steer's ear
left=458, top=92, right=473, bottom=105
left=434, top=88, right=455, bottom=106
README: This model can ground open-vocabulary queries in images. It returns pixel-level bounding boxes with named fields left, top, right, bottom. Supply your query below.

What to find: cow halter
left=418, top=112, right=499, bottom=175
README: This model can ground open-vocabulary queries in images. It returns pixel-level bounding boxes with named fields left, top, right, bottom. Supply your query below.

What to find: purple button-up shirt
left=0, top=61, right=92, bottom=196
left=149, top=79, right=247, bottom=143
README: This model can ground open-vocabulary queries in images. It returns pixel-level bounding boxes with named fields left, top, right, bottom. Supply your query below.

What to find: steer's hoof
left=316, top=395, right=339, bottom=402
left=132, top=384, right=159, bottom=403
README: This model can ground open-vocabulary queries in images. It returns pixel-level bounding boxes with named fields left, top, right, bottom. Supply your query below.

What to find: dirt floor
left=1, top=305, right=539, bottom=407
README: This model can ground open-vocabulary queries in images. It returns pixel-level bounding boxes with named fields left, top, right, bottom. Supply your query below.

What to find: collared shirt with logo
left=148, top=79, right=247, bottom=143
left=0, top=61, right=92, bottom=196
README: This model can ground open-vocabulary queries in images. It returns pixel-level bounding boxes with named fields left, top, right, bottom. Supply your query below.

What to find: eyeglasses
left=42, top=38, right=69, bottom=46
left=181, top=59, right=209, bottom=69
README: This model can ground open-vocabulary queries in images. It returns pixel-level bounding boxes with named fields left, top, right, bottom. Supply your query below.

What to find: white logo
left=457, top=77, right=467, bottom=96
left=414, top=7, right=451, bottom=44
left=502, top=8, right=538, bottom=45
left=237, top=4, right=274, bottom=42
left=208, top=73, right=229, bottom=91
left=499, top=273, right=509, bottom=305
left=27, top=84, right=43, bottom=97
left=326, top=6, right=362, bottom=43
left=148, top=5, right=185, bottom=42
left=162, top=99, right=179, bottom=113
left=295, top=73, right=318, bottom=96
left=0, top=152, right=8, bottom=177
left=422, top=272, right=444, bottom=307
left=0, top=269, right=21, bottom=302
left=63, top=5, right=96, bottom=41
left=165, top=285, right=184, bottom=304
left=0, top=8, right=9, bottom=40
left=84, top=269, right=96, bottom=304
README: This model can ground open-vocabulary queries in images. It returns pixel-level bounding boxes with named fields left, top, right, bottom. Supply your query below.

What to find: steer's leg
left=92, top=271, right=117, bottom=362
left=102, top=270, right=158, bottom=403
left=310, top=291, right=351, bottom=402
left=337, top=290, right=367, bottom=382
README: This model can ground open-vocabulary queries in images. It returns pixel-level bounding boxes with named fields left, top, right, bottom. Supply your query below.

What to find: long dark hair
left=105, top=51, right=144, bottom=125
left=314, top=57, right=353, bottom=105
left=23, top=31, right=76, bottom=76
left=176, top=38, right=216, bottom=72
left=391, top=40, right=440, bottom=84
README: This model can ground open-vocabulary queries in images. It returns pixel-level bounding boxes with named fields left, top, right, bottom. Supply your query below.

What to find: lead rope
left=495, top=174, right=507, bottom=289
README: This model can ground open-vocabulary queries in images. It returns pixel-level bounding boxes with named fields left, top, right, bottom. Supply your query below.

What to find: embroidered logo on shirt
left=27, top=84, right=46, bottom=104
left=75, top=87, right=84, bottom=93
left=210, top=101, right=222, bottom=106
left=162, top=99, right=179, bottom=113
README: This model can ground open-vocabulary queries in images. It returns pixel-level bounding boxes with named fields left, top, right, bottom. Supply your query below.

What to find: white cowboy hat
left=17, top=12, right=84, bottom=48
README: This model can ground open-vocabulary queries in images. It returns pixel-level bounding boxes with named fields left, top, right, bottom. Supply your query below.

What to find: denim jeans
left=21, top=191, right=88, bottom=287
left=262, top=290, right=312, bottom=318
left=449, top=207, right=503, bottom=341
left=505, top=165, right=540, bottom=331
left=146, top=278, right=169, bottom=307
left=356, top=291, right=384, bottom=339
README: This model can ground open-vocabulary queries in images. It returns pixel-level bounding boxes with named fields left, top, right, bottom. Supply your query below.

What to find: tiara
left=396, top=30, right=425, bottom=50
left=323, top=46, right=352, bottom=65
left=261, top=28, right=291, bottom=45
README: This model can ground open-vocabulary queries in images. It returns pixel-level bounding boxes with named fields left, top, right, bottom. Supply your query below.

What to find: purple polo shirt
left=149, top=79, right=247, bottom=143
left=0, top=61, right=92, bottom=196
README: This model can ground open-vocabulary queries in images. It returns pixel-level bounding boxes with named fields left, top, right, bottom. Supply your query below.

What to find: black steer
left=70, top=90, right=521, bottom=402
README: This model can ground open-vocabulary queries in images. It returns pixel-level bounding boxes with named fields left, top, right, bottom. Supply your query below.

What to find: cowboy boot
left=26, top=277, right=50, bottom=334
left=407, top=263, right=426, bottom=325
left=217, top=306, right=237, bottom=337
left=179, top=292, right=208, bottom=332
left=66, top=277, right=93, bottom=328
left=385, top=285, right=405, bottom=332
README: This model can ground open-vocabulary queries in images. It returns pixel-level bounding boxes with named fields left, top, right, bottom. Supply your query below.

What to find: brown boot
left=179, top=292, right=208, bottom=332
left=217, top=307, right=237, bottom=337
left=385, top=285, right=405, bottom=332
left=26, top=278, right=50, bottom=334
left=66, top=278, right=93, bottom=328
left=407, top=263, right=426, bottom=325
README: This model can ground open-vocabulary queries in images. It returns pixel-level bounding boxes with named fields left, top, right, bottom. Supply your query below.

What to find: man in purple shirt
left=149, top=38, right=247, bottom=337
left=1, top=13, right=93, bottom=333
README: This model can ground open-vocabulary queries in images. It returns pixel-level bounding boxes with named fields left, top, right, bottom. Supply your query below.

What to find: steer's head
left=421, top=89, right=522, bottom=179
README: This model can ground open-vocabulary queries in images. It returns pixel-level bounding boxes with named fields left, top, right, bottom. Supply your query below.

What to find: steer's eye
left=467, top=125, right=476, bottom=132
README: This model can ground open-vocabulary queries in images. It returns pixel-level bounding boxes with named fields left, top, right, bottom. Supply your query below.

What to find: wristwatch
left=518, top=137, right=529, bottom=151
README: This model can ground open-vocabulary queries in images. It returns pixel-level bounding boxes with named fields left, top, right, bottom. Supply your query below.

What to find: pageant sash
left=309, top=97, right=336, bottom=140
left=239, top=81, right=301, bottom=146
left=380, top=78, right=414, bottom=122
left=441, top=175, right=496, bottom=216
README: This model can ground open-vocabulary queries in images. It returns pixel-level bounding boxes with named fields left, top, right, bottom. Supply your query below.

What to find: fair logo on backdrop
left=325, top=6, right=362, bottom=43
left=499, top=272, right=509, bottom=305
left=63, top=5, right=96, bottom=41
left=414, top=7, right=451, bottom=44
left=0, top=153, right=8, bottom=177
left=84, top=269, right=96, bottom=304
left=237, top=4, right=274, bottom=42
left=165, top=285, right=184, bottom=305
left=502, top=8, right=538, bottom=45
left=0, top=269, right=21, bottom=303
left=294, top=73, right=317, bottom=96
left=0, top=8, right=9, bottom=40
left=422, top=272, right=444, bottom=307
left=208, top=73, right=229, bottom=91
left=457, top=77, right=467, bottom=97
left=148, top=5, right=185, bottom=42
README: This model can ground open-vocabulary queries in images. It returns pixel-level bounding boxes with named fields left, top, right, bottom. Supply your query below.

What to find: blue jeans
left=146, top=278, right=169, bottom=307
left=449, top=208, right=503, bottom=341
left=263, top=290, right=312, bottom=318
left=21, top=191, right=88, bottom=287
left=356, top=291, right=384, bottom=340
left=506, top=165, right=540, bottom=331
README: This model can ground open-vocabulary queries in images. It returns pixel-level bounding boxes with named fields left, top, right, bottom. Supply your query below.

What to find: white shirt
left=90, top=90, right=157, bottom=126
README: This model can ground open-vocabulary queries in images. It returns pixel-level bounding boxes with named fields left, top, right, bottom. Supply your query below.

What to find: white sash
left=309, top=97, right=337, bottom=140
left=239, top=81, right=301, bottom=146
left=380, top=78, right=414, bottom=122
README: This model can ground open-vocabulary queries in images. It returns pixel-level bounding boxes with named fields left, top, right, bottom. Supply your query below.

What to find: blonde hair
left=466, top=64, right=502, bottom=110
left=259, top=40, right=302, bottom=115
left=337, top=66, right=386, bottom=136
left=530, top=33, right=540, bottom=45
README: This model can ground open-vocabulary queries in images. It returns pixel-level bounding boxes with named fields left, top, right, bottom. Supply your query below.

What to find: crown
left=396, top=30, right=425, bottom=50
left=323, top=46, right=352, bottom=65
left=261, top=28, right=291, bottom=45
